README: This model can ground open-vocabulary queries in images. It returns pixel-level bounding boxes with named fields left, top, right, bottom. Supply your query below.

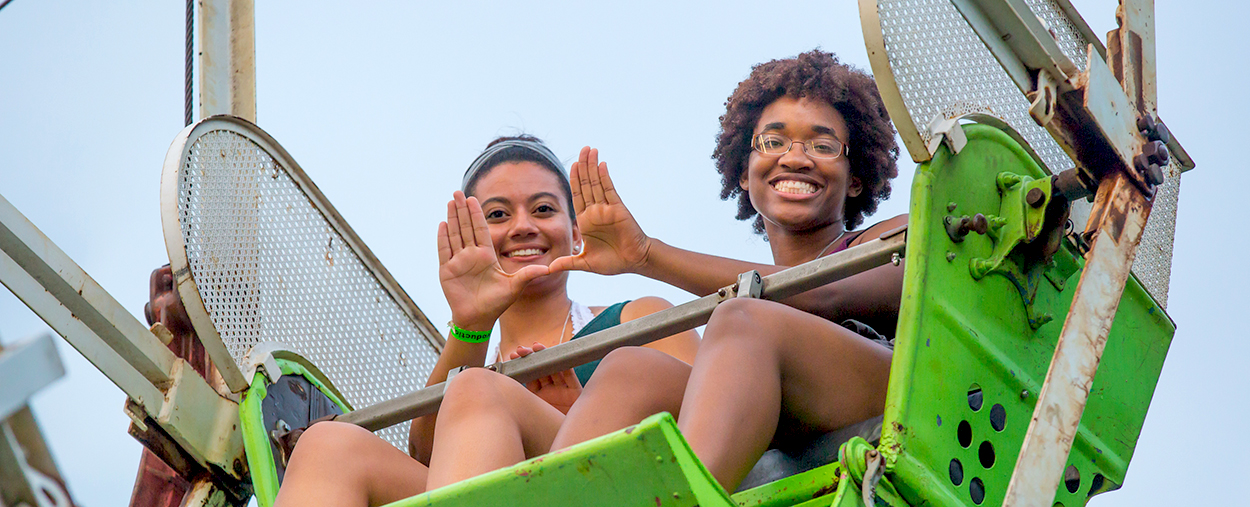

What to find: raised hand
left=549, top=147, right=651, bottom=276
left=437, top=191, right=550, bottom=331
left=507, top=342, right=582, bottom=414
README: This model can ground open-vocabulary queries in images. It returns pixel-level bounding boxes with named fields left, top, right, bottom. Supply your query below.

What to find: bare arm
left=409, top=191, right=550, bottom=463
left=637, top=216, right=907, bottom=332
left=550, top=147, right=905, bottom=332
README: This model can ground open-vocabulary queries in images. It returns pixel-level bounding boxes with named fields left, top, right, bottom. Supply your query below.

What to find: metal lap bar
left=0, top=192, right=244, bottom=480
left=338, top=227, right=907, bottom=432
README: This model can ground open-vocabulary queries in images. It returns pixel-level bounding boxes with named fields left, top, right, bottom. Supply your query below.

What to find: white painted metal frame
left=197, top=0, right=256, bottom=122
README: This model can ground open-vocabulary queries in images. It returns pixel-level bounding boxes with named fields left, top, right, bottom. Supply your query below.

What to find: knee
left=703, top=298, right=784, bottom=346
left=591, top=347, right=689, bottom=391
left=289, top=421, right=378, bottom=465
left=441, top=368, right=512, bottom=417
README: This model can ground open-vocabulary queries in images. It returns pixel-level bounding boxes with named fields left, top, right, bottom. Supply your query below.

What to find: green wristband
left=449, top=322, right=491, bottom=343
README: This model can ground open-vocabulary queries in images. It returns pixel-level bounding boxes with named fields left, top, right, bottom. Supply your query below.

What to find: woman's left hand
left=507, top=343, right=582, bottom=414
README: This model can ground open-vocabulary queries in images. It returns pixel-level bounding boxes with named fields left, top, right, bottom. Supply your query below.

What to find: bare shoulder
left=619, top=296, right=675, bottom=323
left=849, top=214, right=909, bottom=247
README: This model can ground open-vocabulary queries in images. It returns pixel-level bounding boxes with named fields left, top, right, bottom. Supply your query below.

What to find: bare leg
left=551, top=347, right=691, bottom=450
left=426, top=368, right=565, bottom=490
left=275, top=422, right=427, bottom=507
left=679, top=298, right=892, bottom=491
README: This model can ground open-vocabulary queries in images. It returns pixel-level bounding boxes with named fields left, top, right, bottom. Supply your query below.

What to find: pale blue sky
left=0, top=1, right=1245, bottom=505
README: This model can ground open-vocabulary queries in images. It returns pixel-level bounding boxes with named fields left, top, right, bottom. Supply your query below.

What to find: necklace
left=814, top=228, right=849, bottom=260
left=498, top=300, right=572, bottom=362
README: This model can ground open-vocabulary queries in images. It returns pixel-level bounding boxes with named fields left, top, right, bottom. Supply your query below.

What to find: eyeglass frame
left=750, top=132, right=850, bottom=160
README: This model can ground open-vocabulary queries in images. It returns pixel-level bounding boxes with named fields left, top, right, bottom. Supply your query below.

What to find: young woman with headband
left=274, top=136, right=699, bottom=506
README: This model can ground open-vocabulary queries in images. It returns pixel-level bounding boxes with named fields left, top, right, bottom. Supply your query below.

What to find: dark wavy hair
left=463, top=134, right=575, bottom=220
left=713, top=50, right=899, bottom=234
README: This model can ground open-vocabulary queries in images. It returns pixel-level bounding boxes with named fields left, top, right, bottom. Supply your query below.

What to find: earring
left=573, top=242, right=583, bottom=255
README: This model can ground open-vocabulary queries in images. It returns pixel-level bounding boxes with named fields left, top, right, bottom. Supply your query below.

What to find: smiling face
left=471, top=161, right=579, bottom=290
left=740, top=96, right=862, bottom=236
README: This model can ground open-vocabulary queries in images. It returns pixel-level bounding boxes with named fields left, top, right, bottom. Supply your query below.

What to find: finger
left=515, top=345, right=534, bottom=357
left=570, top=160, right=587, bottom=214
left=576, top=147, right=596, bottom=208
left=467, top=196, right=492, bottom=249
left=538, top=375, right=555, bottom=389
left=599, top=162, right=623, bottom=205
left=446, top=199, right=464, bottom=255
left=587, top=149, right=607, bottom=203
left=454, top=191, right=476, bottom=248
left=530, top=342, right=546, bottom=352
left=511, top=264, right=551, bottom=286
left=560, top=368, right=581, bottom=388
left=436, top=222, right=452, bottom=264
left=508, top=351, right=520, bottom=360
left=526, top=380, right=542, bottom=393
left=547, top=254, right=590, bottom=275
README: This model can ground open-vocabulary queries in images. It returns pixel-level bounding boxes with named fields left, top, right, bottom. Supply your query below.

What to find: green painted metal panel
left=386, top=412, right=734, bottom=507
left=240, top=359, right=352, bottom=507
left=882, top=124, right=1174, bottom=507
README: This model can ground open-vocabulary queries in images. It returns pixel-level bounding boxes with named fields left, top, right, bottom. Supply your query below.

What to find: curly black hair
left=713, top=50, right=899, bottom=234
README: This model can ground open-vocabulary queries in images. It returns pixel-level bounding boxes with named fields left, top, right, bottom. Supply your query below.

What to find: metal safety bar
left=337, top=226, right=907, bottom=432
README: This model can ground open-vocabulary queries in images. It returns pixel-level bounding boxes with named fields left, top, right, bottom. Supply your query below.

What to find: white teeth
left=773, top=180, right=817, bottom=195
left=506, top=248, right=544, bottom=258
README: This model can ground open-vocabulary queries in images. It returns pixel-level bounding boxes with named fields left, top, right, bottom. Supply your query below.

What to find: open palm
left=438, top=192, right=549, bottom=330
left=550, top=147, right=651, bottom=276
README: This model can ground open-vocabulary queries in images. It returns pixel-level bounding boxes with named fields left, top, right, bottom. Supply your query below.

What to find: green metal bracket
left=966, top=173, right=1056, bottom=329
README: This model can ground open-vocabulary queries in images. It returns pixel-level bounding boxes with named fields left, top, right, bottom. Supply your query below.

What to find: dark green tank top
left=570, top=301, right=630, bottom=386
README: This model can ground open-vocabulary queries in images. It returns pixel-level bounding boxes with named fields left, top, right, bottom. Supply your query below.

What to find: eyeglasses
left=751, top=133, right=849, bottom=160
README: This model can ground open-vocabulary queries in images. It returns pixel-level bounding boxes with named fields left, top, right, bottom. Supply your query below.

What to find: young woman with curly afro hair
left=546, top=49, right=906, bottom=491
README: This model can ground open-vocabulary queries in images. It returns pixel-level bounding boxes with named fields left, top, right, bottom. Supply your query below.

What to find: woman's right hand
left=437, top=191, right=550, bottom=331
left=550, top=147, right=652, bottom=276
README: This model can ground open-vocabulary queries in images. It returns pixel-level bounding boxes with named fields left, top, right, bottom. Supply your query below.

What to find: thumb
left=548, top=254, right=587, bottom=274
left=512, top=264, right=551, bottom=285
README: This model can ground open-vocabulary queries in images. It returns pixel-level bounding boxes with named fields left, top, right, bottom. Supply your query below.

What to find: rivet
left=947, top=252, right=956, bottom=262
left=656, top=455, right=664, bottom=462
left=947, top=202, right=958, bottom=212
left=1020, top=390, right=1029, bottom=399
left=891, top=252, right=901, bottom=266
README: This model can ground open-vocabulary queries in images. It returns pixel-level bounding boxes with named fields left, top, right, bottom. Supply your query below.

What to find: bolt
left=1026, top=187, right=1045, bottom=208
left=947, top=252, right=956, bottom=262
left=891, top=252, right=901, bottom=266
left=947, top=202, right=958, bottom=212
left=1138, top=115, right=1171, bottom=144
left=1020, top=390, right=1029, bottom=399
left=1142, top=140, right=1170, bottom=167
left=717, top=288, right=727, bottom=298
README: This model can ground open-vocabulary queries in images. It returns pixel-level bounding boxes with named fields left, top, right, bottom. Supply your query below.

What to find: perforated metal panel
left=162, top=117, right=443, bottom=449
left=862, top=0, right=1180, bottom=306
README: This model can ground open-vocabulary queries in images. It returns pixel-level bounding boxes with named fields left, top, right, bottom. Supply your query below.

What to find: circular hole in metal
left=970, top=477, right=985, bottom=504
left=968, top=384, right=983, bottom=411
left=1088, top=473, right=1105, bottom=496
left=979, top=441, right=996, bottom=468
left=990, top=403, right=1006, bottom=431
left=949, top=458, right=964, bottom=486
left=958, top=420, right=973, bottom=448
left=1064, top=465, right=1081, bottom=493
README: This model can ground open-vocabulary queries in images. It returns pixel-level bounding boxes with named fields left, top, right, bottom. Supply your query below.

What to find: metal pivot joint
left=735, top=270, right=764, bottom=299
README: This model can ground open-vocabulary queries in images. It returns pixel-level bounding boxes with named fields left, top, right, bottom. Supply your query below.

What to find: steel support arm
left=338, top=228, right=906, bottom=431
left=0, top=193, right=173, bottom=409
left=0, top=192, right=246, bottom=483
